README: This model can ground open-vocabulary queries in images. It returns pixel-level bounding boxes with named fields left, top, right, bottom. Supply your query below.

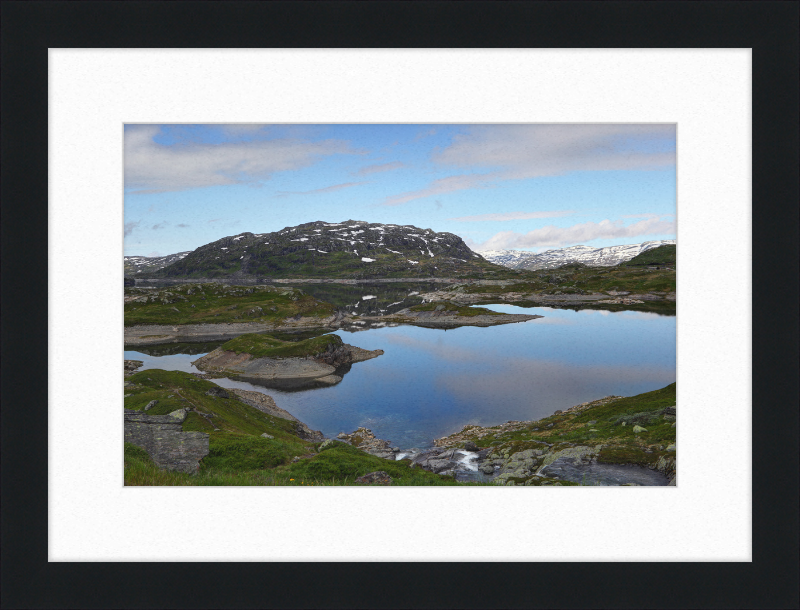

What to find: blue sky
left=124, top=124, right=676, bottom=256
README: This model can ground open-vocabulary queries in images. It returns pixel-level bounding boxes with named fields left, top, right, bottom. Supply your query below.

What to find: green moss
left=202, top=434, right=292, bottom=471
left=124, top=283, right=336, bottom=327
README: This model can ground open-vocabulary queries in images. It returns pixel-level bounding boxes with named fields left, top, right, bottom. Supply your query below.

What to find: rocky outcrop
left=124, top=360, right=143, bottom=376
left=191, top=343, right=383, bottom=390
left=124, top=408, right=209, bottom=474
left=384, top=307, right=542, bottom=329
left=230, top=389, right=324, bottom=441
left=337, top=427, right=398, bottom=460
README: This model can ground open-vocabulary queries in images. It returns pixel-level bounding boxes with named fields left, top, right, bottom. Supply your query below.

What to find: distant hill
left=125, top=251, right=191, bottom=275
left=141, top=220, right=508, bottom=280
left=621, top=244, right=676, bottom=267
left=479, top=240, right=676, bottom=270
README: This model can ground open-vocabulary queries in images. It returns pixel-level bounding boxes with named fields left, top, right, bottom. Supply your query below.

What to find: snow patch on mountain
left=479, top=240, right=676, bottom=270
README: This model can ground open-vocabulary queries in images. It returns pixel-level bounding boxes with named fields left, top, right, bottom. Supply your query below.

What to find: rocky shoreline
left=328, top=390, right=677, bottom=486
left=124, top=314, right=346, bottom=346
left=124, top=307, right=540, bottom=345
left=417, top=287, right=675, bottom=307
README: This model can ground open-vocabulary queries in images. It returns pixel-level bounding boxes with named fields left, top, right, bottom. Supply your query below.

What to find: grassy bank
left=438, top=383, right=677, bottom=477
left=124, top=369, right=476, bottom=486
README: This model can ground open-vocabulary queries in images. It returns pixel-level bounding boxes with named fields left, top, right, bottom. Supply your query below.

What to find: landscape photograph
left=123, top=123, right=677, bottom=487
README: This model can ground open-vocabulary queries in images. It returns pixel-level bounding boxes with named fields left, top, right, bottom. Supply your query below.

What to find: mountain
left=124, top=251, right=192, bottom=275
left=146, top=220, right=502, bottom=280
left=479, top=240, right=676, bottom=271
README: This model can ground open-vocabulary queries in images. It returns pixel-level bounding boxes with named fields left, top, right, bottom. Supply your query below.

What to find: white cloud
left=383, top=124, right=675, bottom=206
left=438, top=124, right=675, bottom=176
left=124, top=125, right=355, bottom=193
left=382, top=173, right=493, bottom=206
left=356, top=161, right=404, bottom=176
left=474, top=216, right=676, bottom=250
left=450, top=210, right=575, bottom=222
left=276, top=181, right=366, bottom=197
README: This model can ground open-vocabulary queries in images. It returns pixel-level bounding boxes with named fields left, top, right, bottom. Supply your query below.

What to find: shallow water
left=124, top=304, right=675, bottom=450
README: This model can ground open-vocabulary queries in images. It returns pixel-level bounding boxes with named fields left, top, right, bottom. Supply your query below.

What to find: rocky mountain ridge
left=143, top=220, right=497, bottom=280
left=124, top=251, right=192, bottom=274
left=479, top=239, right=676, bottom=270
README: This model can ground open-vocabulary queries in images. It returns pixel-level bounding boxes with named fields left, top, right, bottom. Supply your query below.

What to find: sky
left=124, top=124, right=676, bottom=257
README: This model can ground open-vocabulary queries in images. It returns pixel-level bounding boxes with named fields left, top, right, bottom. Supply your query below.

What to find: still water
left=124, top=304, right=675, bottom=450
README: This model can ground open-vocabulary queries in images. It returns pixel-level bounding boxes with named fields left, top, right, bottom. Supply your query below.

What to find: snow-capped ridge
left=479, top=240, right=676, bottom=270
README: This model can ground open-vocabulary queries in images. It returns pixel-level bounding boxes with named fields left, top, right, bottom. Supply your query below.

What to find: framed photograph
left=122, top=122, right=678, bottom=489
left=3, top=2, right=797, bottom=609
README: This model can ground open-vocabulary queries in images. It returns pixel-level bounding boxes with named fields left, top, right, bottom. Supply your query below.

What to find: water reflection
left=124, top=304, right=675, bottom=450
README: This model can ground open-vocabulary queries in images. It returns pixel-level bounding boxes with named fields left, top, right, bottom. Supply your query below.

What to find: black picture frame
left=2, top=2, right=797, bottom=608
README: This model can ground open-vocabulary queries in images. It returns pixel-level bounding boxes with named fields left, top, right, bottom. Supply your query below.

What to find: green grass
left=124, top=441, right=486, bottom=486
left=219, top=332, right=342, bottom=359
left=279, top=442, right=466, bottom=485
left=126, top=369, right=304, bottom=440
left=124, top=283, right=336, bottom=327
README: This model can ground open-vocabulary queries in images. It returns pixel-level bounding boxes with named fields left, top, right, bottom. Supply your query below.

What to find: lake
left=124, top=301, right=676, bottom=451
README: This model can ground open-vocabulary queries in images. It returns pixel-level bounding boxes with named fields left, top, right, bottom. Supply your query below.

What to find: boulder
left=463, top=441, right=479, bottom=452
left=355, top=471, right=392, bottom=485
left=261, top=433, right=274, bottom=439
left=144, top=400, right=157, bottom=411
left=632, top=425, right=647, bottom=434
left=666, top=443, right=676, bottom=452
left=318, top=439, right=336, bottom=451
left=205, top=387, right=230, bottom=399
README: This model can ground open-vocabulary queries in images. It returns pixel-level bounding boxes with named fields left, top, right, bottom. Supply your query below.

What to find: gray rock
left=480, top=463, right=495, bottom=474
left=205, top=387, right=230, bottom=399
left=318, top=439, right=336, bottom=451
left=261, top=433, right=274, bottom=439
left=144, top=400, right=158, bottom=411
left=632, top=425, right=647, bottom=433
left=124, top=409, right=208, bottom=474
left=666, top=443, right=676, bottom=451
left=355, top=471, right=392, bottom=485
left=463, top=441, right=479, bottom=452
